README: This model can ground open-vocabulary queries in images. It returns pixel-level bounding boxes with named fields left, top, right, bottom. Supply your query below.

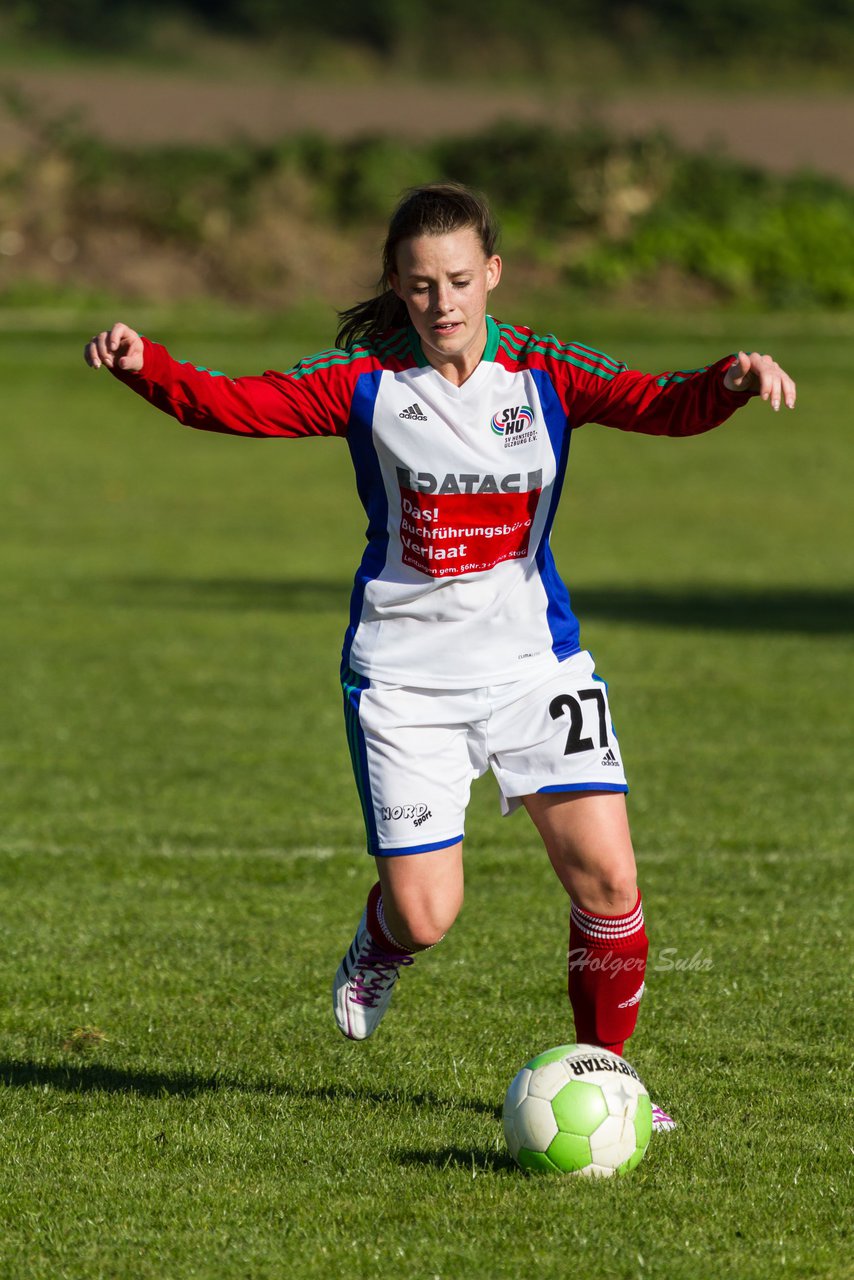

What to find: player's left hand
left=724, top=350, right=796, bottom=411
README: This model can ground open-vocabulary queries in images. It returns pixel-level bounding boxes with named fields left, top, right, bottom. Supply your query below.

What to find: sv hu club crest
left=491, top=404, right=535, bottom=437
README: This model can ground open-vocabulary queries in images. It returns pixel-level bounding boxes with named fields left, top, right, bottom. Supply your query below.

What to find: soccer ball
left=503, top=1044, right=652, bottom=1176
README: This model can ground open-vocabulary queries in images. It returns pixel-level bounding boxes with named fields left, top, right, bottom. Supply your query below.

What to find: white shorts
left=341, top=651, right=628, bottom=856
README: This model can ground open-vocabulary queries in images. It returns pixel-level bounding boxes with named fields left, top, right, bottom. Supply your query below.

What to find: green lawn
left=0, top=305, right=850, bottom=1279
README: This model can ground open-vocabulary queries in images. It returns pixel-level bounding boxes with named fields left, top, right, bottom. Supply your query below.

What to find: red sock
left=567, top=890, right=648, bottom=1056
left=364, top=882, right=414, bottom=956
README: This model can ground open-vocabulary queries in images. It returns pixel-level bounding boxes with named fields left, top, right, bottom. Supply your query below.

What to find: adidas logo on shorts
left=399, top=402, right=428, bottom=421
left=601, top=748, right=620, bottom=766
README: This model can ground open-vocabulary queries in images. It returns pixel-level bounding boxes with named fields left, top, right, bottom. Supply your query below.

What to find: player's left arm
left=568, top=349, right=796, bottom=437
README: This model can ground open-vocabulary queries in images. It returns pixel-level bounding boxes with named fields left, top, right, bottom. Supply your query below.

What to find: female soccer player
left=84, top=182, right=795, bottom=1131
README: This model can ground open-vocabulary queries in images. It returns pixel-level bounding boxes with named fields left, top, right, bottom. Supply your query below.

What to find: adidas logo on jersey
left=601, top=748, right=620, bottom=766
left=399, top=402, right=428, bottom=421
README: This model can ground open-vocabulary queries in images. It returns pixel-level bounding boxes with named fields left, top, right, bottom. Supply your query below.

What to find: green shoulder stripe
left=498, top=326, right=623, bottom=378
left=499, top=333, right=621, bottom=381
left=285, top=328, right=413, bottom=379
left=287, top=351, right=364, bottom=380
left=497, top=323, right=529, bottom=353
left=655, top=365, right=709, bottom=386
left=373, top=328, right=410, bottom=354
left=536, top=346, right=620, bottom=379
left=563, top=341, right=623, bottom=373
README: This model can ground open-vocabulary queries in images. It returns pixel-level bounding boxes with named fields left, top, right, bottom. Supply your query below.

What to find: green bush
left=2, top=92, right=852, bottom=309
left=575, top=156, right=854, bottom=306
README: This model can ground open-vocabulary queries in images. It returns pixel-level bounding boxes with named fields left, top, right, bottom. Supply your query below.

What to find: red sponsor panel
left=399, top=485, right=541, bottom=578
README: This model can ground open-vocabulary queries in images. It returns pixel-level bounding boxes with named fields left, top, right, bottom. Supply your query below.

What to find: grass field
left=0, top=304, right=851, bottom=1279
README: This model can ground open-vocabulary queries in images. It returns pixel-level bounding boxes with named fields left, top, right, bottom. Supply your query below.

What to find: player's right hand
left=84, top=323, right=144, bottom=372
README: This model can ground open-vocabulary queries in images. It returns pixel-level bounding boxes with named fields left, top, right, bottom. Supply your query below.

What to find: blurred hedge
left=7, top=0, right=854, bottom=72
left=2, top=94, right=853, bottom=308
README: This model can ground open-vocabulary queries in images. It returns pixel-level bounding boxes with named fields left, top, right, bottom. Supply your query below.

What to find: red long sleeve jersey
left=115, top=317, right=750, bottom=687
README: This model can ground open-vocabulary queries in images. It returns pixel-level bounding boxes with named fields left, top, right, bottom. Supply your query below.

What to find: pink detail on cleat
left=332, top=909, right=414, bottom=1040
left=651, top=1103, right=677, bottom=1133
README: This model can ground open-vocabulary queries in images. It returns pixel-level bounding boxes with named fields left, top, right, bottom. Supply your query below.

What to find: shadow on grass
left=572, top=585, right=853, bottom=637
left=0, top=1058, right=499, bottom=1116
left=397, top=1145, right=516, bottom=1174
left=303, top=1081, right=500, bottom=1118
left=96, top=577, right=852, bottom=635
left=102, top=576, right=350, bottom=614
left=0, top=1058, right=223, bottom=1097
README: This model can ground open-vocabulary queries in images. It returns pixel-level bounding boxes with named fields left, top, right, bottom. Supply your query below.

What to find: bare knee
left=376, top=843, right=464, bottom=951
left=548, top=836, right=638, bottom=915
left=526, top=791, right=638, bottom=915
left=389, top=888, right=463, bottom=950
left=574, top=868, right=638, bottom=916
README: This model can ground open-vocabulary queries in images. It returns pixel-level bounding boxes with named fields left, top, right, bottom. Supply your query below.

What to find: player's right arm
left=83, top=321, right=354, bottom=439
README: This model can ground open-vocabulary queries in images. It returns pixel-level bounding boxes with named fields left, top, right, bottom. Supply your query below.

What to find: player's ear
left=486, top=255, right=502, bottom=293
left=389, top=272, right=403, bottom=300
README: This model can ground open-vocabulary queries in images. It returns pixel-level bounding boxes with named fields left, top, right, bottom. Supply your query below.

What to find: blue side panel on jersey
left=342, top=370, right=387, bottom=667
left=531, top=369, right=580, bottom=659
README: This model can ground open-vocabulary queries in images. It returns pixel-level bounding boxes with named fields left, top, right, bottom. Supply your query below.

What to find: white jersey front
left=342, top=346, right=576, bottom=686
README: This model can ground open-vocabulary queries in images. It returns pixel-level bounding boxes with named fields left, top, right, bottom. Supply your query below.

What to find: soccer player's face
left=390, top=228, right=501, bottom=378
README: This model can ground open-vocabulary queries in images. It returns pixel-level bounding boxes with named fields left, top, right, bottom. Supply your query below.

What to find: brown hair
left=335, top=181, right=499, bottom=349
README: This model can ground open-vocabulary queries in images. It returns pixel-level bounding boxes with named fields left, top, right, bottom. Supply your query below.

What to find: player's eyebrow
left=405, top=268, right=473, bottom=281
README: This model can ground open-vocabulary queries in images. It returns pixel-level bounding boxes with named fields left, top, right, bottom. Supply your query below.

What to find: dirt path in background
left=2, top=68, right=853, bottom=182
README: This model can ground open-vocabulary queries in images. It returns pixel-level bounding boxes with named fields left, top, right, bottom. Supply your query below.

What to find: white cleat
left=332, top=910, right=414, bottom=1040
left=651, top=1103, right=677, bottom=1133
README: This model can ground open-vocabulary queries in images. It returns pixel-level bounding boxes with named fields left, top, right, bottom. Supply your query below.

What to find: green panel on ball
left=547, top=1130, right=592, bottom=1173
left=551, top=1080, right=609, bottom=1135
left=617, top=1144, right=646, bottom=1175
left=525, top=1044, right=579, bottom=1071
left=516, top=1146, right=559, bottom=1174
left=634, top=1095, right=653, bottom=1148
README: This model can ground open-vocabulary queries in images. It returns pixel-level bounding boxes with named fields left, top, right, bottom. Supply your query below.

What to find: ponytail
left=335, top=289, right=409, bottom=351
